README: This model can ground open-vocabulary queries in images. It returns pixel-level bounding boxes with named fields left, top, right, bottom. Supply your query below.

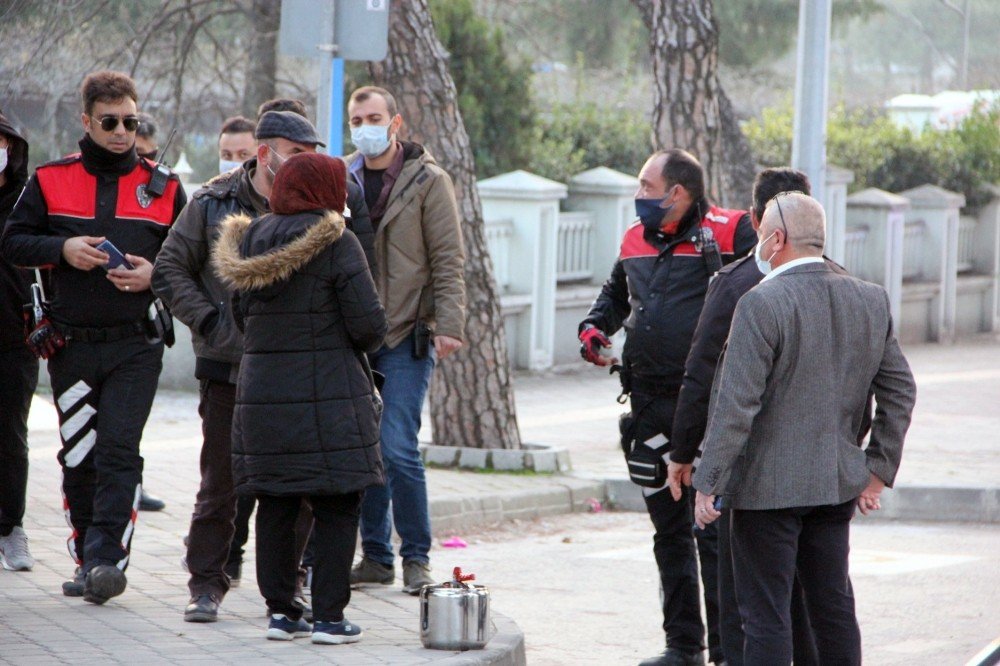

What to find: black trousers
left=227, top=493, right=257, bottom=566
left=48, top=336, right=162, bottom=571
left=256, top=492, right=361, bottom=623
left=0, top=347, right=38, bottom=535
left=186, top=380, right=238, bottom=597
left=632, top=392, right=721, bottom=660
left=731, top=500, right=861, bottom=665
left=717, top=510, right=819, bottom=666
left=186, top=380, right=314, bottom=597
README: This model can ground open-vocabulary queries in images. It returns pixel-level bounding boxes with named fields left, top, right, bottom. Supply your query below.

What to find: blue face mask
left=754, top=231, right=778, bottom=275
left=635, top=187, right=676, bottom=232
left=351, top=123, right=393, bottom=158
left=218, top=158, right=241, bottom=175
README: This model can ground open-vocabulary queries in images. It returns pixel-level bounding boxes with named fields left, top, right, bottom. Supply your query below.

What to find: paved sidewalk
left=459, top=336, right=1000, bottom=521
left=4, top=337, right=997, bottom=663
left=11, top=392, right=538, bottom=665
left=480, top=336, right=1000, bottom=487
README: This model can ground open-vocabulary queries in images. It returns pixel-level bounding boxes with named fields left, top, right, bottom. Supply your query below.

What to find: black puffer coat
left=213, top=209, right=387, bottom=497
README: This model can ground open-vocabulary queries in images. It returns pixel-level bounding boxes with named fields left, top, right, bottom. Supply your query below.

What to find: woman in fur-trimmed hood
left=212, top=152, right=386, bottom=637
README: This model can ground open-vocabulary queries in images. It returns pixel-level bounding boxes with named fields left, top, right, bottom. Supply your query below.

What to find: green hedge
left=744, top=104, right=1000, bottom=210
left=527, top=102, right=652, bottom=184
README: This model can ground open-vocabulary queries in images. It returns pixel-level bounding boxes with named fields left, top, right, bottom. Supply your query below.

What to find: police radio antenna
left=153, top=127, right=177, bottom=166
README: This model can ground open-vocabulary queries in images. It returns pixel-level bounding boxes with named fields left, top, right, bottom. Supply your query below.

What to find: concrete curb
left=602, top=477, right=1000, bottom=523
left=429, top=476, right=607, bottom=534
left=434, top=614, right=527, bottom=666
left=421, top=442, right=573, bottom=474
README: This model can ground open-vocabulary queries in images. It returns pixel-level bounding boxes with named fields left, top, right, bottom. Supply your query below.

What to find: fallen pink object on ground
left=442, top=536, right=468, bottom=548
left=586, top=498, right=603, bottom=513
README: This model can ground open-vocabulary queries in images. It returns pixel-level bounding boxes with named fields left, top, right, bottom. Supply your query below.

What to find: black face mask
left=635, top=186, right=677, bottom=232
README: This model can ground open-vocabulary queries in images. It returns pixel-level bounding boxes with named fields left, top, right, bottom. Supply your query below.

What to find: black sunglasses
left=93, top=115, right=139, bottom=132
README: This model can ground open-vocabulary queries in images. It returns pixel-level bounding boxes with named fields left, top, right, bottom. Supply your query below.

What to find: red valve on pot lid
left=452, top=567, right=476, bottom=585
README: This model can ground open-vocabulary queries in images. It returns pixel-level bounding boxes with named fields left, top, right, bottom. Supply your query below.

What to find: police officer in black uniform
left=667, top=168, right=869, bottom=666
left=1, top=71, right=186, bottom=605
left=579, top=149, right=755, bottom=666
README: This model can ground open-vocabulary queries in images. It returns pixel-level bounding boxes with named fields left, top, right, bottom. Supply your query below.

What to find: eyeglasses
left=770, top=190, right=805, bottom=242
left=92, top=115, right=140, bottom=132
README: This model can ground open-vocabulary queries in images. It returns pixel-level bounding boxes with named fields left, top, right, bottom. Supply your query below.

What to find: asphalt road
left=439, top=512, right=999, bottom=665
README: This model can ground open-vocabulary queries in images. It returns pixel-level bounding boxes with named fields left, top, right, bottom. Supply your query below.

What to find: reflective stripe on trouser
left=48, top=337, right=163, bottom=572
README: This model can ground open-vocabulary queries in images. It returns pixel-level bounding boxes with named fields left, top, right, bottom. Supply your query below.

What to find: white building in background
left=886, top=90, right=1000, bottom=133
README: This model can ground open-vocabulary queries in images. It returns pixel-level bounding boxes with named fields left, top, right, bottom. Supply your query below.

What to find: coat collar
left=212, top=209, right=345, bottom=291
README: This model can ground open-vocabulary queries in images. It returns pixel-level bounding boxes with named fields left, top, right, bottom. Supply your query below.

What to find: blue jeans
left=360, top=342, right=435, bottom=566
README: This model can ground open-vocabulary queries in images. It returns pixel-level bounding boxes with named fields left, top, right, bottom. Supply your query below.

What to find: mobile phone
left=96, top=240, right=134, bottom=271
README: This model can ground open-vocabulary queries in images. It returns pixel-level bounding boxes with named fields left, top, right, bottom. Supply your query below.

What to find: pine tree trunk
left=718, top=87, right=756, bottom=207
left=241, top=0, right=280, bottom=118
left=368, top=1, right=521, bottom=449
left=633, top=0, right=756, bottom=207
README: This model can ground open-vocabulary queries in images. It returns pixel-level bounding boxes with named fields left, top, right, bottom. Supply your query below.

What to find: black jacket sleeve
left=345, top=182, right=376, bottom=276
left=332, top=231, right=387, bottom=354
left=0, top=175, right=65, bottom=269
left=669, top=274, right=744, bottom=463
left=580, top=258, right=630, bottom=336
left=151, top=198, right=220, bottom=333
left=731, top=213, right=756, bottom=260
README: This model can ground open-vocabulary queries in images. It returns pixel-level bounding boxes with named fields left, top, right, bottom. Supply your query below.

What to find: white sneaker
left=0, top=526, right=35, bottom=571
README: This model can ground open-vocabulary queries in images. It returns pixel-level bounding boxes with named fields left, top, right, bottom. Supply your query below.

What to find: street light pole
left=791, top=0, right=832, bottom=208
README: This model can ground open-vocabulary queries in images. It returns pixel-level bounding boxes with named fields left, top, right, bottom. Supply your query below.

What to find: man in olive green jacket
left=343, top=86, right=466, bottom=595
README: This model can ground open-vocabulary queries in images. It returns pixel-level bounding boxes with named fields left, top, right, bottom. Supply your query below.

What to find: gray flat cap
left=255, top=110, right=326, bottom=147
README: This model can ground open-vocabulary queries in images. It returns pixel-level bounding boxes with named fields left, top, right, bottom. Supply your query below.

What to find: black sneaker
left=184, top=593, right=220, bottom=623
left=139, top=489, right=166, bottom=512
left=83, top=565, right=127, bottom=605
left=638, top=648, right=706, bottom=666
left=266, top=614, right=312, bottom=641
left=312, top=618, right=363, bottom=645
left=224, top=560, right=241, bottom=588
left=62, top=567, right=85, bottom=597
left=349, top=557, right=394, bottom=587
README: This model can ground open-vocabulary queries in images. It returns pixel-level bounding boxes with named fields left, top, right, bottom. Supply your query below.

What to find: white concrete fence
left=476, top=167, right=1000, bottom=372
left=152, top=165, right=1000, bottom=388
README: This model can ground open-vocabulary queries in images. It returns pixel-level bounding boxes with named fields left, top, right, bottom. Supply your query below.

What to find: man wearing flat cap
left=152, top=109, right=322, bottom=623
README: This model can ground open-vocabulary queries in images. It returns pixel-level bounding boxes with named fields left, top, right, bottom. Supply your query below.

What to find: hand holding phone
left=96, top=240, right=134, bottom=271
left=62, top=236, right=109, bottom=271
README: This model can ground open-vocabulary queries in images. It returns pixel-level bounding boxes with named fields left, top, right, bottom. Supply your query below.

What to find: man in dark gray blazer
left=691, top=192, right=916, bottom=665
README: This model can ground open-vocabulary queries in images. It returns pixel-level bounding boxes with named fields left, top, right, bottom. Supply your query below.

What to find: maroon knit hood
left=270, top=152, right=347, bottom=215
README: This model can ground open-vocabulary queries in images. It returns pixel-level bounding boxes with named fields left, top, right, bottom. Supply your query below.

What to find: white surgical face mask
left=265, top=148, right=289, bottom=178
left=218, top=158, right=242, bottom=175
left=351, top=123, right=392, bottom=158
left=0, top=147, right=8, bottom=174
left=754, top=231, right=778, bottom=275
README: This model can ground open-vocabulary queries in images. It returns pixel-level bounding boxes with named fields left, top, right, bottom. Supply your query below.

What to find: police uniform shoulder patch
left=136, top=183, right=153, bottom=209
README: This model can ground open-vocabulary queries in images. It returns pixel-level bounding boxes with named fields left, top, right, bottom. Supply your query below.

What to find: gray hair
left=761, top=191, right=825, bottom=255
